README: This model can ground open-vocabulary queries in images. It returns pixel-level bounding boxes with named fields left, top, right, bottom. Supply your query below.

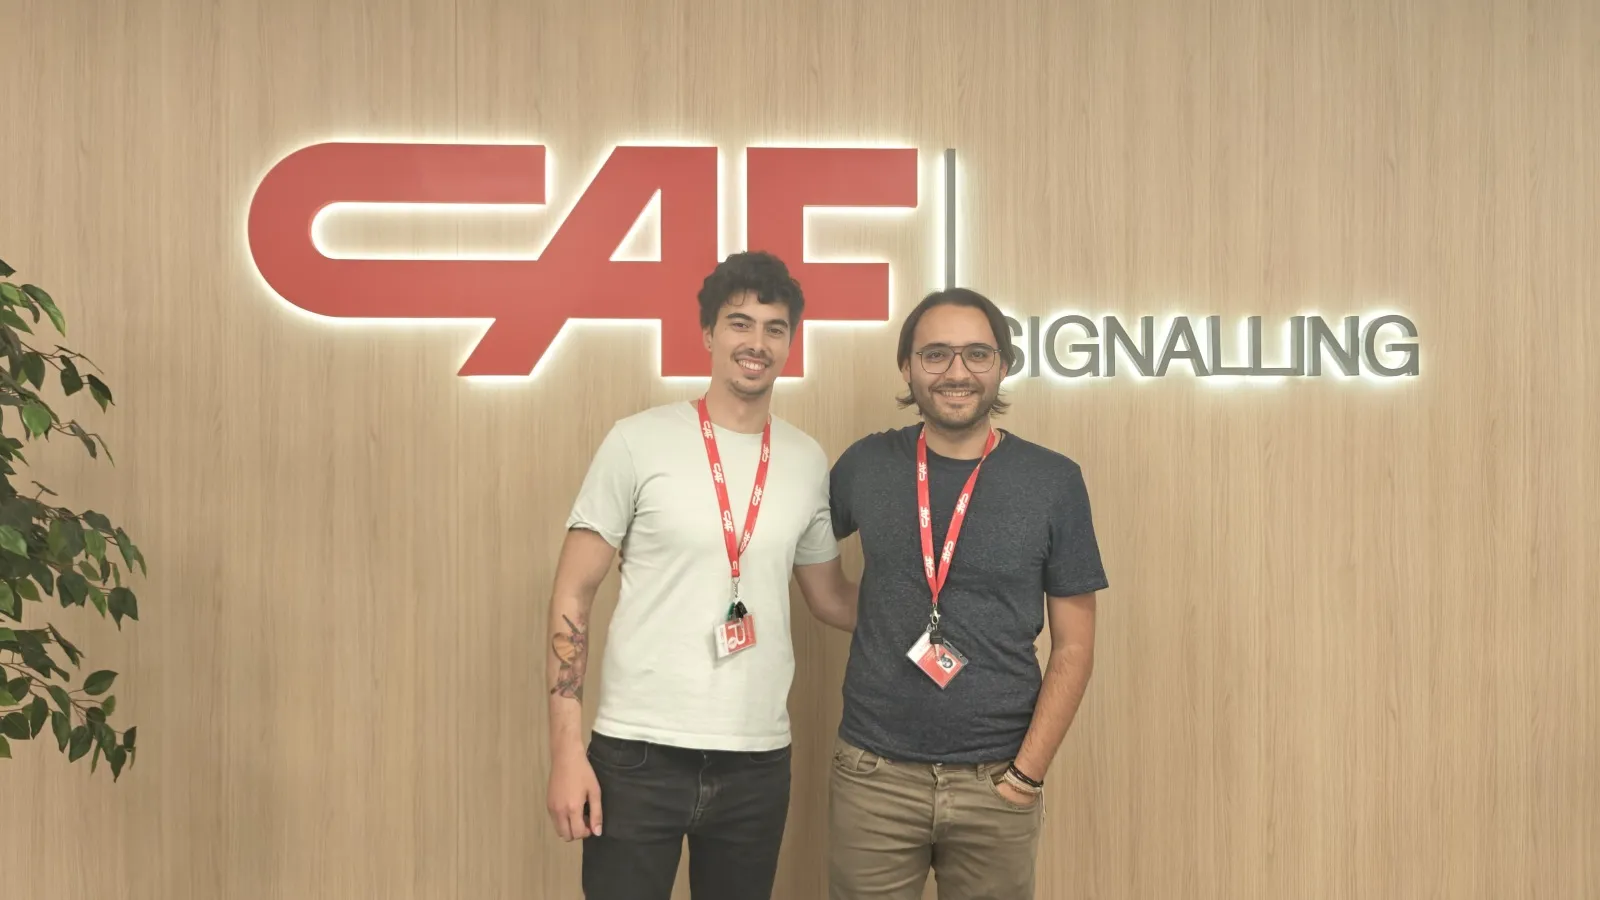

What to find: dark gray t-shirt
left=829, top=425, right=1109, bottom=764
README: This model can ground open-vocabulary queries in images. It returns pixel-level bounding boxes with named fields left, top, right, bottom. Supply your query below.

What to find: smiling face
left=901, top=303, right=1005, bottom=431
left=702, top=290, right=793, bottom=399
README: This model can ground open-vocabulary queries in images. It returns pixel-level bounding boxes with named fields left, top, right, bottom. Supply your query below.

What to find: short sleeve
left=828, top=443, right=860, bottom=540
left=1044, top=465, right=1110, bottom=597
left=564, top=424, right=637, bottom=548
left=794, top=454, right=840, bottom=566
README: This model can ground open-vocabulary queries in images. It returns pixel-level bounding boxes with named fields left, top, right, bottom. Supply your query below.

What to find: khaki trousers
left=828, top=737, right=1044, bottom=900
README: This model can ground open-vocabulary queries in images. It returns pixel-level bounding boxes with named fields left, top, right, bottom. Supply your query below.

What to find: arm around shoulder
left=792, top=437, right=860, bottom=631
left=794, top=555, right=858, bottom=632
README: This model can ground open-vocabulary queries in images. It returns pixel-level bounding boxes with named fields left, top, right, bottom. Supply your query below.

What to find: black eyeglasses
left=914, top=343, right=1000, bottom=374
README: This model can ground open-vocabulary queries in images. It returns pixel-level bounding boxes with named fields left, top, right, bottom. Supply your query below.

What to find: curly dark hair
left=697, top=251, right=805, bottom=331
left=895, top=287, right=1016, bottom=415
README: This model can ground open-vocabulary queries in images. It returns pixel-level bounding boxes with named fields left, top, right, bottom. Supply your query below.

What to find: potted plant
left=0, top=253, right=145, bottom=779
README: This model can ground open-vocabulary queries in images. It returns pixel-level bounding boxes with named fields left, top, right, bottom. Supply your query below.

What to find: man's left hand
left=996, top=780, right=1039, bottom=808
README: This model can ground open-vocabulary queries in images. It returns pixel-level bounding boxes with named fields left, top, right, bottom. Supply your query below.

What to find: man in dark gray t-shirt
left=826, top=288, right=1109, bottom=900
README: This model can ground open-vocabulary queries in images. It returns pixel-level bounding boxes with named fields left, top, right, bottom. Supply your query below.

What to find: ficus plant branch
left=0, top=254, right=143, bottom=780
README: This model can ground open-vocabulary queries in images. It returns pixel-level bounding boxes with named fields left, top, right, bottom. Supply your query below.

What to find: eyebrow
left=726, top=311, right=790, bottom=328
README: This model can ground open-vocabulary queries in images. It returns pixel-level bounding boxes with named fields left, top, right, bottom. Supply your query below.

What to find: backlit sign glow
left=246, top=141, right=1420, bottom=383
left=247, top=140, right=918, bottom=378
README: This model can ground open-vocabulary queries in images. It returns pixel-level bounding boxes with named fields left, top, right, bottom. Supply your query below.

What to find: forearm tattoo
left=550, top=613, right=589, bottom=701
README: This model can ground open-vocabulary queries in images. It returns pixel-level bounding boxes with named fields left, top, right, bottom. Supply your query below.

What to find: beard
left=912, top=377, right=997, bottom=431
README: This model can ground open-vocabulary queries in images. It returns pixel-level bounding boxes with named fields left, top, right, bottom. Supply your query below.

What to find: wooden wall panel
left=0, top=0, right=1594, bottom=897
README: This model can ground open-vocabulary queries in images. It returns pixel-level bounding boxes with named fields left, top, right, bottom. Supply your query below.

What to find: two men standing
left=544, top=252, right=1107, bottom=900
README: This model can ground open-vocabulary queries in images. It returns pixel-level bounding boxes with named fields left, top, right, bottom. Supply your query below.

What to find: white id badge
left=906, top=629, right=967, bottom=688
left=714, top=614, right=758, bottom=658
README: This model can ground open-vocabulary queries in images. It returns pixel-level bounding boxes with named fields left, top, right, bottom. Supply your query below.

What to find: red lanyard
left=917, top=426, right=998, bottom=620
left=697, top=397, right=771, bottom=600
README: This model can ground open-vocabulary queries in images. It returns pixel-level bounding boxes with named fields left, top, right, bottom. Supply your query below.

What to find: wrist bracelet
left=1007, top=763, right=1043, bottom=789
left=1001, top=769, right=1043, bottom=795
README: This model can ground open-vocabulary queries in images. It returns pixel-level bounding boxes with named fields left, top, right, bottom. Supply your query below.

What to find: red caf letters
left=246, top=142, right=919, bottom=377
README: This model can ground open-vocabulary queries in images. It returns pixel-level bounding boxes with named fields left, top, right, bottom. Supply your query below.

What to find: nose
left=943, top=352, right=975, bottom=377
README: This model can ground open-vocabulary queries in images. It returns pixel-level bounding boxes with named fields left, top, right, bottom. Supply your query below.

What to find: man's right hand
left=547, top=749, right=603, bottom=841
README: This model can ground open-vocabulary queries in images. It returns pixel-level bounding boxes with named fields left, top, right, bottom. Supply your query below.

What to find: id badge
left=715, top=613, right=758, bottom=658
left=907, top=628, right=967, bottom=688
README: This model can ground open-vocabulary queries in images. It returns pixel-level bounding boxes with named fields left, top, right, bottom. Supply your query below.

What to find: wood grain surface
left=0, top=0, right=1594, bottom=897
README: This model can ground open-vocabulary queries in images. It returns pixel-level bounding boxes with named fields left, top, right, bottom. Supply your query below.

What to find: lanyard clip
left=928, top=608, right=943, bottom=644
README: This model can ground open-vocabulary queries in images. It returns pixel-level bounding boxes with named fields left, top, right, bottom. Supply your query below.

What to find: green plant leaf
left=28, top=695, right=47, bottom=736
left=82, top=510, right=113, bottom=532
left=0, top=734, right=9, bottom=758
left=63, top=517, right=85, bottom=553
left=29, top=562, right=54, bottom=596
left=109, top=586, right=133, bottom=625
left=60, top=357, right=83, bottom=395
left=67, top=725, right=90, bottom=761
left=47, top=625, right=80, bottom=667
left=114, top=530, right=145, bottom=575
left=109, top=587, right=138, bottom=624
left=20, top=286, right=65, bottom=336
left=86, top=375, right=113, bottom=411
left=6, top=675, right=31, bottom=699
left=20, top=401, right=50, bottom=436
left=0, top=687, right=13, bottom=707
left=51, top=711, right=70, bottom=750
left=102, top=695, right=116, bottom=717
left=0, top=627, right=14, bottom=642
left=21, top=353, right=45, bottom=390
left=47, top=518, right=68, bottom=558
left=85, top=528, right=106, bottom=561
left=47, top=684, right=71, bottom=715
left=1, top=712, right=30, bottom=740
left=14, top=578, right=37, bottom=603
left=0, top=582, right=13, bottom=617
left=57, top=572, right=88, bottom=608
left=122, top=726, right=136, bottom=749
left=88, top=587, right=107, bottom=616
left=0, top=526, right=33, bottom=558
left=83, top=670, right=116, bottom=696
left=0, top=257, right=14, bottom=277
left=0, top=307, right=31, bottom=333
left=68, top=422, right=96, bottom=459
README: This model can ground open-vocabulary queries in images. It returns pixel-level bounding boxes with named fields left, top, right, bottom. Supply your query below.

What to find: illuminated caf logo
left=246, top=140, right=1419, bottom=382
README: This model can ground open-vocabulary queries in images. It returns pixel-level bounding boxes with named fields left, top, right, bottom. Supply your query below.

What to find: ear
left=900, top=359, right=912, bottom=385
left=702, top=324, right=714, bottom=351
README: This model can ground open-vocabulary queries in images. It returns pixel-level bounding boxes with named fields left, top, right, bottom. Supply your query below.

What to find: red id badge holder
left=715, top=597, right=757, bottom=659
left=907, top=614, right=966, bottom=688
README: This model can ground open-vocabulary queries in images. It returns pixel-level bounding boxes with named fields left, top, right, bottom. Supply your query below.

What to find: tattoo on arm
left=550, top=613, right=589, bottom=701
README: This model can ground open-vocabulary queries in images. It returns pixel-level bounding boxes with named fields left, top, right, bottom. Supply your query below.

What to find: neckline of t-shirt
left=917, top=427, right=1015, bottom=467
left=681, top=400, right=769, bottom=440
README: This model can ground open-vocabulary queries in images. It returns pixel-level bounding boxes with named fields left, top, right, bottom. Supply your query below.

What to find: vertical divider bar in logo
left=943, top=148, right=957, bottom=290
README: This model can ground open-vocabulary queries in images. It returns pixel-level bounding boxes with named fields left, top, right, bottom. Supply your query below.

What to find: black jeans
left=581, top=731, right=792, bottom=900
